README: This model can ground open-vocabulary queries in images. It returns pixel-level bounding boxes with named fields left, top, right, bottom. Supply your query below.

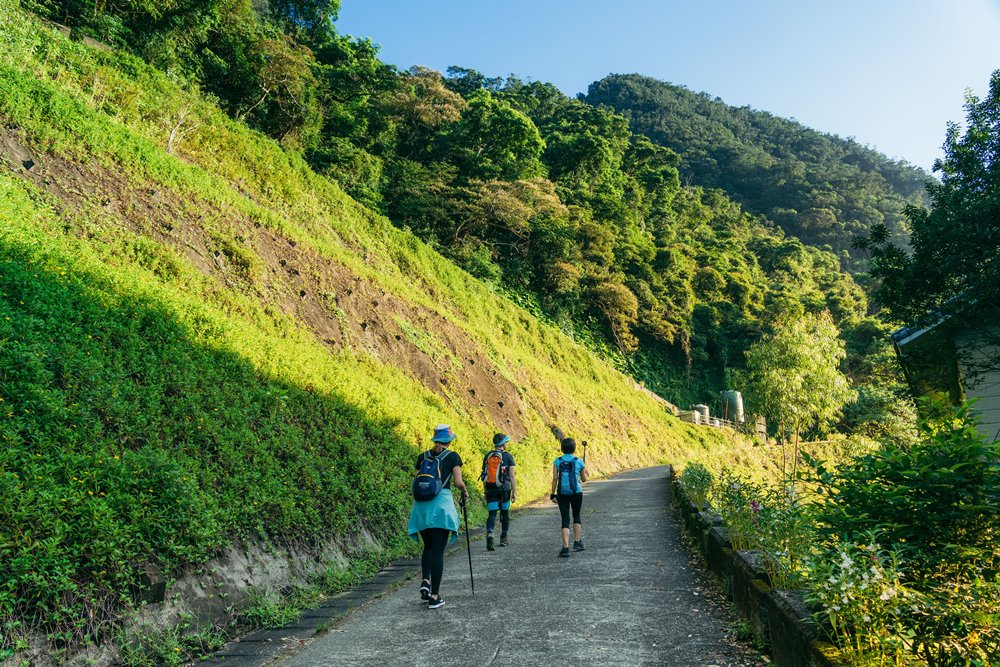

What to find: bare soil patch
left=0, top=126, right=527, bottom=436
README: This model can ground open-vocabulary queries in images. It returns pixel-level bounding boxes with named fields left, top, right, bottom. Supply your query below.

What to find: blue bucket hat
left=492, top=433, right=510, bottom=448
left=431, top=424, right=456, bottom=443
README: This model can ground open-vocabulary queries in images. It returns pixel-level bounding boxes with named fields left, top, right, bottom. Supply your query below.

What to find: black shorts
left=484, top=487, right=511, bottom=509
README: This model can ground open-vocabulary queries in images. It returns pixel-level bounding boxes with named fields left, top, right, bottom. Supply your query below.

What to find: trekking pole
left=582, top=440, right=587, bottom=464
left=461, top=497, right=475, bottom=597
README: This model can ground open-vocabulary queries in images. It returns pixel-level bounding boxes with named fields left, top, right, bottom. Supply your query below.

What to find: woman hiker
left=550, top=437, right=588, bottom=557
left=408, top=424, right=468, bottom=609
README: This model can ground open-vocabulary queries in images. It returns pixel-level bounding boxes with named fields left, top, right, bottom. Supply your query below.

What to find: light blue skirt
left=408, top=488, right=460, bottom=544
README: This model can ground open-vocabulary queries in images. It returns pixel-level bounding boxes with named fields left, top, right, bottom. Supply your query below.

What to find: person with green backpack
left=407, top=424, right=468, bottom=609
left=550, top=437, right=588, bottom=557
left=480, top=433, right=516, bottom=550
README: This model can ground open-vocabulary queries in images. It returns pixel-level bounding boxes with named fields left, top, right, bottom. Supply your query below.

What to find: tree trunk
left=790, top=424, right=801, bottom=489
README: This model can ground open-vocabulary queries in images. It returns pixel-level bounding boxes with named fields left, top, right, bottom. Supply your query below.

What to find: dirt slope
left=1, top=127, right=530, bottom=436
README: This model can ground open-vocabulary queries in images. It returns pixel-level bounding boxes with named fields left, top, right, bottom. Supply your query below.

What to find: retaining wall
left=670, top=476, right=844, bottom=667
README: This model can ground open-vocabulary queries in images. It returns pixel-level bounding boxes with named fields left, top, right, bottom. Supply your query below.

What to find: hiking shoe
left=573, top=540, right=585, bottom=551
left=419, top=581, right=430, bottom=600
left=499, top=535, right=509, bottom=547
left=428, top=596, right=446, bottom=609
left=486, top=535, right=495, bottom=551
left=558, top=547, right=571, bottom=558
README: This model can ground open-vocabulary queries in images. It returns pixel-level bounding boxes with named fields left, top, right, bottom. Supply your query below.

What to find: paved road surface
left=270, top=466, right=760, bottom=667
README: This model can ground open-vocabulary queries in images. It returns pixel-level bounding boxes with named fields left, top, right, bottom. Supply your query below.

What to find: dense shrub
left=697, top=400, right=998, bottom=664
left=677, top=463, right=712, bottom=510
left=809, top=399, right=999, bottom=575
left=807, top=399, right=1000, bottom=664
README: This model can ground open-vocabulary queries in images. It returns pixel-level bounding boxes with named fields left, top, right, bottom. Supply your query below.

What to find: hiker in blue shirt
left=480, top=433, right=516, bottom=550
left=550, top=437, right=588, bottom=557
left=407, top=424, right=468, bottom=609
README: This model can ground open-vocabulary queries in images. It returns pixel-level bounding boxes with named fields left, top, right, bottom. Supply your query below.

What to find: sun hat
left=492, top=433, right=510, bottom=448
left=431, top=424, right=456, bottom=443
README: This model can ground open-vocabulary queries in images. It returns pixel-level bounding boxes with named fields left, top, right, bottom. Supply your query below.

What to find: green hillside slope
left=583, top=74, right=931, bottom=268
left=16, top=0, right=882, bottom=414
left=0, top=5, right=774, bottom=653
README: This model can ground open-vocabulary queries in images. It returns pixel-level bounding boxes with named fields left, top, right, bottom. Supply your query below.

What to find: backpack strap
left=480, top=450, right=492, bottom=480
left=422, top=450, right=440, bottom=477
left=437, top=449, right=454, bottom=488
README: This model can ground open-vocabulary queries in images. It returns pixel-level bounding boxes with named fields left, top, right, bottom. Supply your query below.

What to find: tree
left=241, top=35, right=323, bottom=149
left=382, top=67, right=467, bottom=160
left=837, top=317, right=917, bottom=444
left=454, top=178, right=573, bottom=279
left=443, top=66, right=503, bottom=97
left=737, top=312, right=855, bottom=478
left=443, top=91, right=546, bottom=181
left=590, top=281, right=640, bottom=353
left=265, top=0, right=341, bottom=37
left=309, top=32, right=398, bottom=144
left=858, top=69, right=1000, bottom=384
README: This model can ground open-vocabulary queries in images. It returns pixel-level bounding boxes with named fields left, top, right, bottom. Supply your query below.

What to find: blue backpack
left=412, top=450, right=453, bottom=501
left=558, top=456, right=580, bottom=495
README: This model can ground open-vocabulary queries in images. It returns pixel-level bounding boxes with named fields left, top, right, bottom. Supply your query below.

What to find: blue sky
left=335, top=0, right=1000, bottom=172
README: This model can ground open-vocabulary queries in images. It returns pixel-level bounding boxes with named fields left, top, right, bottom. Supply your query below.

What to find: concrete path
left=269, top=466, right=761, bottom=667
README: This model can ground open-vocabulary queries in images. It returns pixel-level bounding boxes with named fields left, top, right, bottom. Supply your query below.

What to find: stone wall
left=671, top=476, right=844, bottom=667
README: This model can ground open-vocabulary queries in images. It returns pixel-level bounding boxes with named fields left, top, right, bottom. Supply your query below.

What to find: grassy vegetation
left=0, top=2, right=777, bottom=652
left=680, top=404, right=999, bottom=665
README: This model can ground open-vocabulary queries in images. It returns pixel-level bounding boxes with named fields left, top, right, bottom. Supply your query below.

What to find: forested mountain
left=18, top=0, right=898, bottom=408
left=0, top=0, right=943, bottom=658
left=346, top=66, right=872, bottom=404
left=2, top=4, right=771, bottom=655
left=582, top=74, right=931, bottom=269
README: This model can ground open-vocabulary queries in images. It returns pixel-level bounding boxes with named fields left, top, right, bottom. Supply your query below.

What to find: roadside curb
left=200, top=557, right=419, bottom=666
left=670, top=474, right=845, bottom=667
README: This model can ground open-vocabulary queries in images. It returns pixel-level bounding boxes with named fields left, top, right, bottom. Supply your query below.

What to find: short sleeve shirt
left=415, top=449, right=463, bottom=490
left=553, top=454, right=585, bottom=492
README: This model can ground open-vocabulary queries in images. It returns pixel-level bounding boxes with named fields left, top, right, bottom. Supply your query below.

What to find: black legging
left=487, top=508, right=510, bottom=535
left=420, top=528, right=450, bottom=596
left=556, top=493, right=583, bottom=530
